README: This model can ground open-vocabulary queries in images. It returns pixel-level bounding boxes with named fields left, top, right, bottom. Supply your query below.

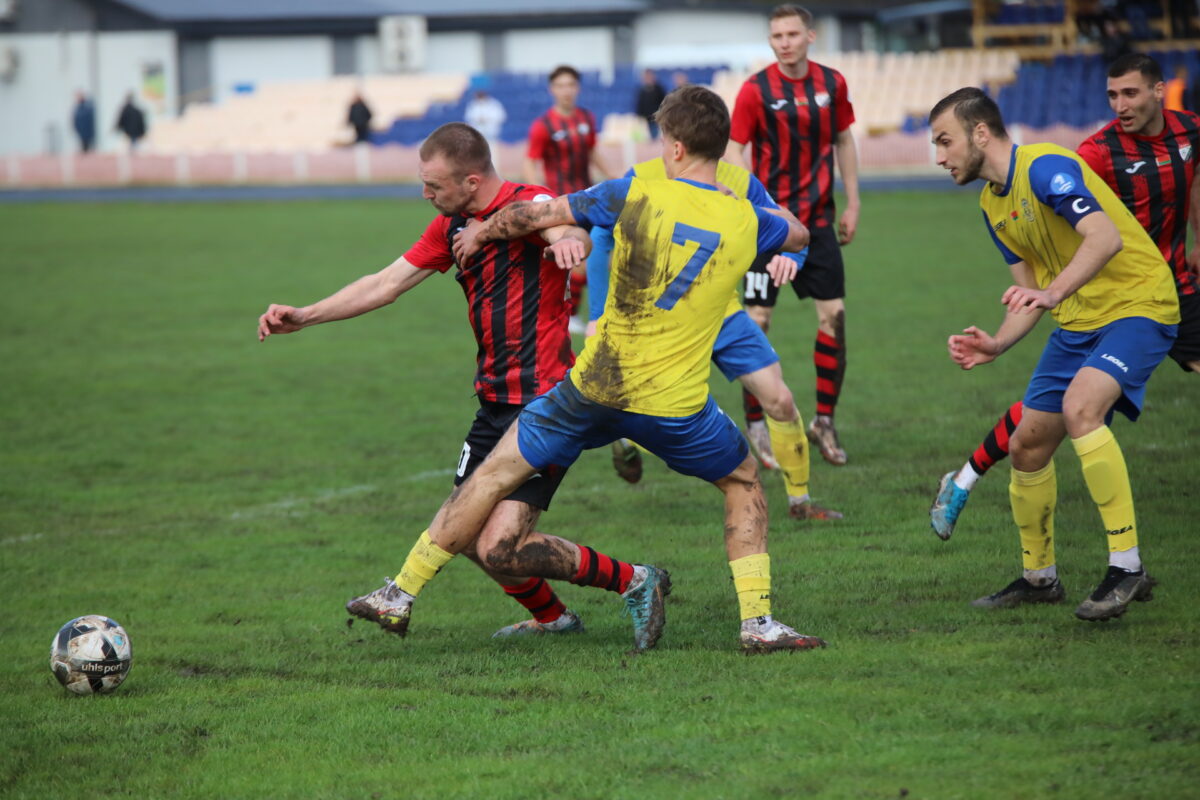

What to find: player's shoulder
left=1165, top=108, right=1200, bottom=131
left=510, top=182, right=556, bottom=202
left=1080, top=118, right=1122, bottom=148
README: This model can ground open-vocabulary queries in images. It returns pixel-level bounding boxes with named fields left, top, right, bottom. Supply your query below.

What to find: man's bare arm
left=834, top=128, right=861, bottom=245
left=257, top=257, right=433, bottom=341
left=762, top=207, right=811, bottom=252
left=523, top=157, right=542, bottom=186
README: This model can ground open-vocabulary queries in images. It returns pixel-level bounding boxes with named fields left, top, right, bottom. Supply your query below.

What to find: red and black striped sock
left=968, top=401, right=1024, bottom=475
left=502, top=577, right=566, bottom=624
left=570, top=544, right=635, bottom=594
left=814, top=331, right=844, bottom=417
left=743, top=388, right=765, bottom=424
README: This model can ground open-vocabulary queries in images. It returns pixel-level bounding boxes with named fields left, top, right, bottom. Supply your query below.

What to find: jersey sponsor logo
left=1181, top=144, right=1193, bottom=161
left=1124, top=160, right=1146, bottom=174
left=1049, top=173, right=1075, bottom=194
left=578, top=123, right=590, bottom=135
left=1071, top=198, right=1092, bottom=215
left=551, top=129, right=569, bottom=142
left=768, top=98, right=788, bottom=110
left=814, top=91, right=831, bottom=108
left=1100, top=353, right=1129, bottom=372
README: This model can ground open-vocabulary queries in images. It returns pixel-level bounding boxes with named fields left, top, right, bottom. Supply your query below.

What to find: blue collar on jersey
left=990, top=144, right=1018, bottom=197
left=676, top=178, right=719, bottom=191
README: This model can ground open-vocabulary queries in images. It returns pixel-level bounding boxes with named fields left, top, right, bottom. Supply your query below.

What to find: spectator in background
left=348, top=93, right=373, bottom=144
left=672, top=70, right=689, bottom=90
left=635, top=68, right=666, bottom=138
left=464, top=89, right=507, bottom=161
left=72, top=91, right=95, bottom=153
left=115, top=92, right=146, bottom=151
left=1164, top=64, right=1189, bottom=112
left=1100, top=18, right=1134, bottom=62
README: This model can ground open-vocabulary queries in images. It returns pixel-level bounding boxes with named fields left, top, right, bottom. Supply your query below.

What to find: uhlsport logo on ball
left=50, top=615, right=133, bottom=695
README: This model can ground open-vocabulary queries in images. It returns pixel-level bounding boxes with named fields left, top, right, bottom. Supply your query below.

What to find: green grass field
left=1, top=192, right=1196, bottom=799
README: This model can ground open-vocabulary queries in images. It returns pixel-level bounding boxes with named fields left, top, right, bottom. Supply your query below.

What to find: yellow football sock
left=1010, top=462, right=1057, bottom=572
left=730, top=553, right=772, bottom=620
left=766, top=407, right=809, bottom=499
left=1072, top=426, right=1137, bottom=553
left=395, top=530, right=455, bottom=597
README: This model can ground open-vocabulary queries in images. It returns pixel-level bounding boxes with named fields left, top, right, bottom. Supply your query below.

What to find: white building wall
left=210, top=37, right=333, bottom=104
left=632, top=11, right=769, bottom=71
left=424, top=31, right=483, bottom=74
left=354, top=35, right=382, bottom=75
left=502, top=27, right=611, bottom=75
left=0, top=30, right=176, bottom=156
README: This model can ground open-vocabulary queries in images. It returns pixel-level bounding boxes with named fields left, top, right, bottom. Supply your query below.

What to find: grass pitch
left=1, top=192, right=1197, bottom=799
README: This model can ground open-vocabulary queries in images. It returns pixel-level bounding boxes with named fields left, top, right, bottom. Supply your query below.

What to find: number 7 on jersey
left=654, top=223, right=722, bottom=310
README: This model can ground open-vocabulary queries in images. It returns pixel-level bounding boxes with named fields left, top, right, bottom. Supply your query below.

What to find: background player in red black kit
left=525, top=65, right=613, bottom=333
left=259, top=122, right=641, bottom=638
left=930, top=53, right=1199, bottom=541
left=726, top=4, right=861, bottom=469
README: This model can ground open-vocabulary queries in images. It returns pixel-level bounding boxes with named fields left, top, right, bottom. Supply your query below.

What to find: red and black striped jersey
left=404, top=182, right=575, bottom=404
left=1077, top=109, right=1200, bottom=295
left=526, top=107, right=597, bottom=196
left=730, top=61, right=854, bottom=228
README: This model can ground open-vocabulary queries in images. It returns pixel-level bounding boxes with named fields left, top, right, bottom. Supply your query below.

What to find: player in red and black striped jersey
left=930, top=53, right=1199, bottom=541
left=525, top=65, right=613, bottom=332
left=259, top=123, right=649, bottom=638
left=727, top=4, right=861, bottom=469
left=1077, top=57, right=1200, bottom=372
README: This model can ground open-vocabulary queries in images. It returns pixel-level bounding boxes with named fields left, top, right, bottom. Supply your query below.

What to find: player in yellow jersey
left=346, top=85, right=820, bottom=654
left=586, top=155, right=841, bottom=522
left=930, top=88, right=1179, bottom=622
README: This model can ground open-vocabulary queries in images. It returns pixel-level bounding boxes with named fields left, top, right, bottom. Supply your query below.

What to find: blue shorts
left=517, top=377, right=749, bottom=482
left=1024, top=317, right=1177, bottom=422
left=712, top=310, right=780, bottom=381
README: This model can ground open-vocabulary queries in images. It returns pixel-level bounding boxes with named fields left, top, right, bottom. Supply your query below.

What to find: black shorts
left=744, top=224, right=845, bottom=306
left=453, top=400, right=567, bottom=511
left=1168, top=291, right=1200, bottom=371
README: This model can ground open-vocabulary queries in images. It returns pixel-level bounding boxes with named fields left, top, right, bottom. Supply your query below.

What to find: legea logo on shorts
left=1100, top=353, right=1128, bottom=373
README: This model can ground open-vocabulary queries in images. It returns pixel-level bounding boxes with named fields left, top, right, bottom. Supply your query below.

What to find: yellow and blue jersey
left=629, top=159, right=774, bottom=319
left=980, top=143, right=1179, bottom=330
left=568, top=176, right=791, bottom=416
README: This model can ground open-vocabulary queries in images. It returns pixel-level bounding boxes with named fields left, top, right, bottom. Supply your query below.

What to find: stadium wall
left=210, top=37, right=334, bottom=104
left=0, top=31, right=177, bottom=157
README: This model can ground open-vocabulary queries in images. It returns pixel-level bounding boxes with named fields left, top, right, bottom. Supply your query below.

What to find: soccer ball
left=50, top=615, right=133, bottom=695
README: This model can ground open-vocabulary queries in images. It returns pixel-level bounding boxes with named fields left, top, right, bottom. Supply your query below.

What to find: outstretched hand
left=948, top=325, right=1001, bottom=370
left=452, top=219, right=486, bottom=265
left=258, top=304, right=305, bottom=342
left=765, top=254, right=798, bottom=286
left=544, top=237, right=587, bottom=271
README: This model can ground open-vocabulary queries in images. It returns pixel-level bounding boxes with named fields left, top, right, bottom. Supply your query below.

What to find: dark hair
left=770, top=3, right=813, bottom=26
left=928, top=87, right=1008, bottom=138
left=548, top=65, right=580, bottom=84
left=1108, top=52, right=1164, bottom=85
left=418, top=122, right=492, bottom=178
left=653, top=84, right=730, bottom=161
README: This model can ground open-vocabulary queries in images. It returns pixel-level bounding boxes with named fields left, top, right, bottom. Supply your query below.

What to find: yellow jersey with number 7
left=566, top=176, right=790, bottom=416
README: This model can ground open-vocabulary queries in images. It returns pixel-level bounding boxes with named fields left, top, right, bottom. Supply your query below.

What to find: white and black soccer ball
left=50, top=615, right=132, bottom=695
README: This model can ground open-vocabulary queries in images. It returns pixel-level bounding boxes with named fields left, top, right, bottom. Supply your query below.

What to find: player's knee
left=1061, top=395, right=1105, bottom=439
